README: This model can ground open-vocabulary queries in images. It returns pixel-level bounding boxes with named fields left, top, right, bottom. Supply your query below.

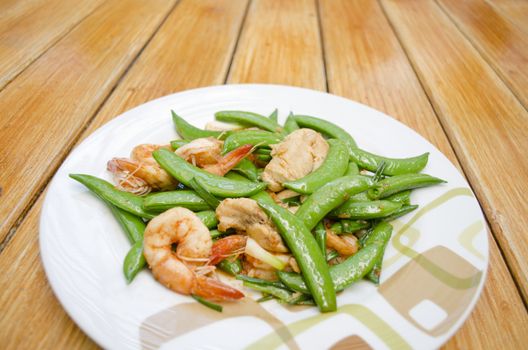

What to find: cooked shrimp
left=175, top=137, right=253, bottom=176
left=326, top=231, right=359, bottom=256
left=107, top=144, right=178, bottom=194
left=143, top=207, right=244, bottom=301
left=216, top=198, right=288, bottom=253
left=262, top=129, right=329, bottom=192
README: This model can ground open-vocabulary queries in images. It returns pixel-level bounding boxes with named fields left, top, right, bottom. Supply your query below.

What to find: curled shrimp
left=107, top=144, right=178, bottom=195
left=143, top=207, right=244, bottom=301
left=326, top=230, right=359, bottom=256
left=175, top=137, right=253, bottom=176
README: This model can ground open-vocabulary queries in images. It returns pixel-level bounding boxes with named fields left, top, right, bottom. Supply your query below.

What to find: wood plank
left=0, top=0, right=248, bottom=347
left=83, top=0, right=249, bottom=137
left=438, top=0, right=528, bottom=109
left=0, top=0, right=103, bottom=90
left=227, top=0, right=325, bottom=90
left=381, top=0, right=528, bottom=302
left=0, top=197, right=98, bottom=349
left=486, top=0, right=528, bottom=33
left=319, top=1, right=528, bottom=348
left=0, top=0, right=177, bottom=244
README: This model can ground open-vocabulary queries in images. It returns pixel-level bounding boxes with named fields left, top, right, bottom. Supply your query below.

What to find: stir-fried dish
left=70, top=110, right=445, bottom=313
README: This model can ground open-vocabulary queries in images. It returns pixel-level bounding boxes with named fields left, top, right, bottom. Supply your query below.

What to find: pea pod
left=235, top=274, right=286, bottom=289
left=123, top=240, right=146, bottom=283
left=382, top=204, right=419, bottom=222
left=330, top=200, right=402, bottom=220
left=243, top=281, right=297, bottom=303
left=268, top=108, right=278, bottom=123
left=252, top=192, right=336, bottom=312
left=215, top=110, right=284, bottom=133
left=349, top=148, right=429, bottom=176
left=278, top=222, right=391, bottom=293
left=295, top=175, right=371, bottom=230
left=284, top=112, right=299, bottom=134
left=143, top=190, right=210, bottom=212
left=172, top=111, right=223, bottom=140
left=109, top=205, right=146, bottom=243
left=210, top=229, right=225, bottom=239
left=255, top=148, right=271, bottom=155
left=195, top=210, right=218, bottom=229
left=153, top=149, right=266, bottom=197
left=233, top=158, right=259, bottom=181
left=345, top=161, right=359, bottom=176
left=385, top=189, right=412, bottom=205
left=224, top=171, right=252, bottom=182
left=170, top=139, right=189, bottom=150
left=222, top=130, right=283, bottom=153
left=217, top=259, right=242, bottom=275
left=293, top=114, right=357, bottom=149
left=330, top=220, right=370, bottom=234
left=368, top=173, right=445, bottom=199
left=348, top=191, right=371, bottom=202
left=314, top=222, right=327, bottom=257
left=69, top=174, right=154, bottom=219
left=363, top=222, right=393, bottom=284
left=284, top=139, right=349, bottom=194
left=188, top=178, right=221, bottom=209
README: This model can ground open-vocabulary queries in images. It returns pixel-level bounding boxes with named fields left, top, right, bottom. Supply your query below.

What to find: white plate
left=40, top=84, right=488, bottom=349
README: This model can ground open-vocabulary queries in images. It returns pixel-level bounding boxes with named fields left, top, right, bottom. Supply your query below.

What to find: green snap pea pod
left=153, top=149, right=266, bottom=197
left=224, top=171, right=251, bottom=182
left=284, top=139, right=349, bottom=194
left=284, top=112, right=299, bottom=134
left=191, top=295, right=222, bottom=312
left=326, top=250, right=340, bottom=262
left=233, top=158, right=259, bottom=181
left=382, top=204, right=419, bottom=222
left=188, top=178, right=221, bottom=209
left=268, top=108, right=278, bottom=123
left=69, top=174, right=154, bottom=219
left=257, top=295, right=274, bottom=303
left=217, top=259, right=243, bottom=275
left=215, top=110, right=284, bottom=133
left=172, top=111, right=223, bottom=140
left=330, top=200, right=402, bottom=220
left=170, top=139, right=189, bottom=150
left=345, top=162, right=360, bottom=176
left=243, top=281, right=296, bottom=302
left=278, top=222, right=391, bottom=293
left=295, top=175, right=371, bottom=230
left=235, top=274, right=286, bottom=289
left=210, top=229, right=225, bottom=239
left=253, top=192, right=336, bottom=312
left=385, top=189, right=412, bottom=205
left=293, top=114, right=357, bottom=149
left=195, top=210, right=218, bottom=229
left=364, top=222, right=393, bottom=284
left=109, top=205, right=147, bottom=283
left=143, top=190, right=210, bottom=212
left=123, top=240, right=146, bottom=283
left=314, top=222, right=327, bottom=257
left=349, top=148, right=429, bottom=176
left=368, top=173, right=446, bottom=199
left=222, top=130, right=283, bottom=154
left=255, top=148, right=271, bottom=155
left=348, top=191, right=371, bottom=202
left=256, top=154, right=272, bottom=163
left=109, top=205, right=145, bottom=243
left=330, top=220, right=370, bottom=234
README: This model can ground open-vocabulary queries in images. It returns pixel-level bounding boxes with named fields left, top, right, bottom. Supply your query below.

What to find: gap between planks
left=377, top=0, right=528, bottom=307
left=0, top=0, right=182, bottom=256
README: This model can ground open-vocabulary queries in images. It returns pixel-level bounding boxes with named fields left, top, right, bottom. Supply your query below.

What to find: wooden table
left=1, top=0, right=527, bottom=348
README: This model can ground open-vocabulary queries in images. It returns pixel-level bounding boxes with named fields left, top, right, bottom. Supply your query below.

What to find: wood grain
left=0, top=0, right=176, bottom=245
left=319, top=1, right=528, bottom=348
left=227, top=0, right=325, bottom=90
left=381, top=0, right=528, bottom=302
left=0, top=197, right=98, bottom=349
left=0, top=0, right=103, bottom=90
left=487, top=0, right=528, bottom=33
left=438, top=0, right=528, bottom=109
left=0, top=0, right=248, bottom=347
left=83, top=0, right=249, bottom=137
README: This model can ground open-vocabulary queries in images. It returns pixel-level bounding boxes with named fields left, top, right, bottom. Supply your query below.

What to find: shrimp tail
left=209, top=235, right=247, bottom=265
left=204, top=144, right=253, bottom=176
left=193, top=276, right=245, bottom=301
